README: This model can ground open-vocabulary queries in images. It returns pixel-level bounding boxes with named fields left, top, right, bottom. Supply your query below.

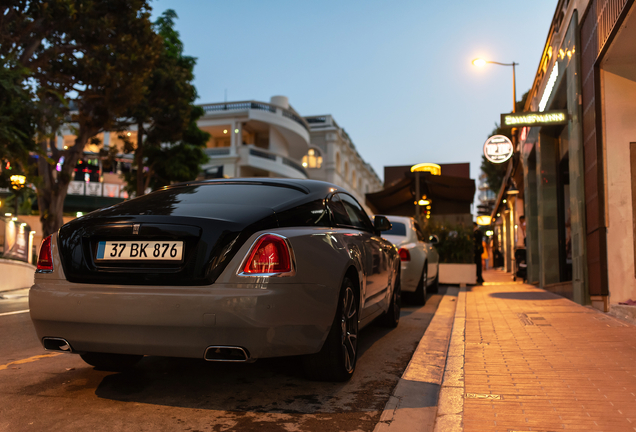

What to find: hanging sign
left=483, top=135, right=513, bottom=164
left=410, top=163, right=441, bottom=176
left=500, top=110, right=568, bottom=128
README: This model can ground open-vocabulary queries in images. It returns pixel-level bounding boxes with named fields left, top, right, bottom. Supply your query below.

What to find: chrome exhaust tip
left=42, top=337, right=73, bottom=353
left=204, top=346, right=250, bottom=362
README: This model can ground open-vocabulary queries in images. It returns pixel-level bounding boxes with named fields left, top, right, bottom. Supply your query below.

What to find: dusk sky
left=150, top=0, right=557, bottom=187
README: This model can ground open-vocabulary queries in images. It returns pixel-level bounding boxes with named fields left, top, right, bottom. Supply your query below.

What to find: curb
left=0, top=287, right=32, bottom=294
left=433, top=286, right=466, bottom=431
left=374, top=287, right=459, bottom=432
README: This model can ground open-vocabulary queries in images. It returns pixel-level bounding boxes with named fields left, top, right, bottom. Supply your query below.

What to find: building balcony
left=198, top=98, right=310, bottom=162
left=201, top=145, right=307, bottom=179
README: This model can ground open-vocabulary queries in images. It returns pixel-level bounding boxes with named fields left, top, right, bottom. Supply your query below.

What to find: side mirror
left=374, top=215, right=392, bottom=234
left=429, top=235, right=440, bottom=245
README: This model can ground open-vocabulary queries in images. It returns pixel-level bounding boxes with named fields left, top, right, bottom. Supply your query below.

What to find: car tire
left=302, top=277, right=359, bottom=382
left=80, top=352, right=143, bottom=371
left=413, top=264, right=427, bottom=305
left=429, top=270, right=439, bottom=294
left=380, top=271, right=401, bottom=328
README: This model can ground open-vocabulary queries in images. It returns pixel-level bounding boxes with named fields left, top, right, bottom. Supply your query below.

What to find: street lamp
left=10, top=174, right=26, bottom=217
left=472, top=58, right=518, bottom=112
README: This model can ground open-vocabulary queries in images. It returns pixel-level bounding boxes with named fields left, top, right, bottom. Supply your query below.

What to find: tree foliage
left=0, top=61, right=37, bottom=188
left=421, top=221, right=475, bottom=264
left=1, top=0, right=162, bottom=236
left=119, top=9, right=209, bottom=196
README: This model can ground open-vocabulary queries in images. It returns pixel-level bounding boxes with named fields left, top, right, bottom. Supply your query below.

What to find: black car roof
left=166, top=178, right=346, bottom=196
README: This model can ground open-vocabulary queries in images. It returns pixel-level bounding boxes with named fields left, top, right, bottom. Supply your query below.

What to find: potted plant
left=423, top=221, right=476, bottom=285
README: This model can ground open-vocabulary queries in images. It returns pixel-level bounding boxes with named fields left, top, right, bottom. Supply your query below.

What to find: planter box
left=439, top=263, right=476, bottom=285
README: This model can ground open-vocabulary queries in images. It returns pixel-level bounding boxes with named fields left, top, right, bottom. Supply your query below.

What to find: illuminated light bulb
left=223, top=129, right=228, bottom=134
left=234, top=129, right=239, bottom=133
left=472, top=58, right=487, bottom=67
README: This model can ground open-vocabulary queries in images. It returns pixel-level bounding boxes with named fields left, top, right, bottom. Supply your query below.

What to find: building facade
left=197, top=96, right=310, bottom=180
left=302, top=115, right=382, bottom=206
left=579, top=0, right=636, bottom=311
left=519, top=0, right=590, bottom=303
left=516, top=0, right=636, bottom=313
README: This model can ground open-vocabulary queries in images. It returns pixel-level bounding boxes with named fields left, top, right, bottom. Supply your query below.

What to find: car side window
left=328, top=194, right=352, bottom=226
left=339, top=193, right=374, bottom=231
left=277, top=199, right=330, bottom=227
left=414, top=222, right=425, bottom=242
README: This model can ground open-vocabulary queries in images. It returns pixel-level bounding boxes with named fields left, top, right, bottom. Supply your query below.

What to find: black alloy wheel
left=340, top=285, right=359, bottom=373
left=302, top=277, right=359, bottom=382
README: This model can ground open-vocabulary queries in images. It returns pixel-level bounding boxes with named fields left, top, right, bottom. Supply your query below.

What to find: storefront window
left=557, top=128, right=572, bottom=282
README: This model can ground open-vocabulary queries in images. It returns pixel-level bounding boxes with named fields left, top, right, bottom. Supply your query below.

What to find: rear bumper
left=29, top=280, right=336, bottom=360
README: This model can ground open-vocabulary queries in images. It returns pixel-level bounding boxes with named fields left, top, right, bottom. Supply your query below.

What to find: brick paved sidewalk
left=463, top=269, right=636, bottom=431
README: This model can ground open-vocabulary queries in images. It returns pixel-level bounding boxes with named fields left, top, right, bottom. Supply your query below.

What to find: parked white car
left=376, top=215, right=440, bottom=305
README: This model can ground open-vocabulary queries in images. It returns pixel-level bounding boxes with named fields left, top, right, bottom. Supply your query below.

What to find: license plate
left=96, top=241, right=184, bottom=261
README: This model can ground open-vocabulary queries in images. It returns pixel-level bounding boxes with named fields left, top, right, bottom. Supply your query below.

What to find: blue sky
left=150, top=0, right=557, bottom=184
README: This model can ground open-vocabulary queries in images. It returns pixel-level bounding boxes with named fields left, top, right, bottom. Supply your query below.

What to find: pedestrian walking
left=473, top=223, right=484, bottom=284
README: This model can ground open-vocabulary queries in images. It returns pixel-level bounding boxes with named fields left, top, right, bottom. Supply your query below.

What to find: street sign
left=500, top=110, right=568, bottom=128
left=483, top=135, right=513, bottom=164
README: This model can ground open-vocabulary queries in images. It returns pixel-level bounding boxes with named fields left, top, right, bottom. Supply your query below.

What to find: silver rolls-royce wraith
left=30, top=179, right=401, bottom=381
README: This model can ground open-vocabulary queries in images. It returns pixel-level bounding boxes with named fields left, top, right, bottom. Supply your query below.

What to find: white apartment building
left=302, top=114, right=382, bottom=205
left=198, top=96, right=310, bottom=180
left=49, top=95, right=382, bottom=208
left=197, top=95, right=382, bottom=205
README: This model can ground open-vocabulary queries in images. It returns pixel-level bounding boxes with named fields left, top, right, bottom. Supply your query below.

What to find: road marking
left=0, top=309, right=30, bottom=317
left=0, top=353, right=62, bottom=371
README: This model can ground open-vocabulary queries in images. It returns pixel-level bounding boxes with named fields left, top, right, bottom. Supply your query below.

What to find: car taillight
left=398, top=248, right=411, bottom=262
left=242, top=234, right=292, bottom=274
left=37, top=235, right=53, bottom=271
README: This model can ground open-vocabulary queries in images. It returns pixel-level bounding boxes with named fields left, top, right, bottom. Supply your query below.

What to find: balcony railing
left=203, top=145, right=307, bottom=178
left=67, top=181, right=130, bottom=199
left=249, top=148, right=277, bottom=161
left=243, top=146, right=307, bottom=177
left=200, top=101, right=310, bottom=132
left=204, top=147, right=231, bottom=157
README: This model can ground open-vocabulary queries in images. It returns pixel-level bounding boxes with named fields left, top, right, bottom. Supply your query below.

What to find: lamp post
left=10, top=174, right=26, bottom=217
left=472, top=58, right=518, bottom=112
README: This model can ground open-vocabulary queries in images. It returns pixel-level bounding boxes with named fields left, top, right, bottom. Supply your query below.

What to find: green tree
left=119, top=9, right=209, bottom=197
left=0, top=60, right=37, bottom=189
left=1, top=0, right=162, bottom=237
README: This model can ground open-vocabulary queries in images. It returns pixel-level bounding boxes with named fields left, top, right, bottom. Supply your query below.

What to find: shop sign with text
left=500, top=110, right=568, bottom=128
left=483, top=135, right=513, bottom=164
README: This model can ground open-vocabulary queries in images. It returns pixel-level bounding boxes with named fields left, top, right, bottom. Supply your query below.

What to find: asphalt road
left=0, top=288, right=446, bottom=432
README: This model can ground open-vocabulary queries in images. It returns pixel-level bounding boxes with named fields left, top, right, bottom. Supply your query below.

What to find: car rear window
left=99, top=183, right=306, bottom=217
left=384, top=222, right=407, bottom=236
